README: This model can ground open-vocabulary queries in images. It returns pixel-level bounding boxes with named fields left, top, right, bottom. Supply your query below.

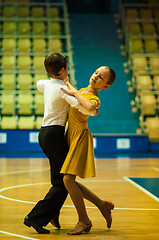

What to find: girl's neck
left=85, top=85, right=99, bottom=96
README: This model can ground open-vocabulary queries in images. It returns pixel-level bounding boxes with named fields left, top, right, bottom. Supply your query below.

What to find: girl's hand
left=64, top=76, right=69, bottom=83
left=61, top=81, right=77, bottom=96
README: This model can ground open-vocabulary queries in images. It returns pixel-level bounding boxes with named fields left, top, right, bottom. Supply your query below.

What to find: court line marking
left=124, top=176, right=159, bottom=203
left=0, top=169, right=48, bottom=176
left=0, top=230, right=40, bottom=240
left=0, top=182, right=159, bottom=211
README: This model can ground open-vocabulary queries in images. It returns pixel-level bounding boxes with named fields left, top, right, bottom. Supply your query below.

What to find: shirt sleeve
left=89, top=97, right=100, bottom=109
left=59, top=86, right=96, bottom=116
left=37, top=79, right=48, bottom=93
left=59, top=86, right=79, bottom=107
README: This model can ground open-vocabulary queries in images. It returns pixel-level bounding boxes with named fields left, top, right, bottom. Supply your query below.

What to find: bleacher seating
left=1, top=74, right=15, bottom=90
left=35, top=116, right=43, bottom=129
left=0, top=1, right=75, bottom=130
left=0, top=93, right=15, bottom=115
left=2, top=38, right=16, bottom=52
left=121, top=1, right=159, bottom=140
left=1, top=116, right=17, bottom=129
left=17, top=93, right=33, bottom=115
left=17, top=74, right=32, bottom=90
left=145, top=117, right=159, bottom=140
left=2, top=56, right=15, bottom=70
left=18, top=39, right=31, bottom=52
left=136, top=75, right=152, bottom=94
left=18, top=116, right=34, bottom=129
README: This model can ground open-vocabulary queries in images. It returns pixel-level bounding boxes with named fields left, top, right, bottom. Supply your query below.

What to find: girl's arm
left=61, top=82, right=96, bottom=112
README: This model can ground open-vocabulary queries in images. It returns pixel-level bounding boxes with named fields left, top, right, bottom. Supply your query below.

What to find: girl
left=60, top=66, right=116, bottom=235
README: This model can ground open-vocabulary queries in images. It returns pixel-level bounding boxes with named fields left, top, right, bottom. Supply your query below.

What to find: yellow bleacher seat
left=141, top=94, right=156, bottom=115
left=154, top=9, right=159, bottom=20
left=125, top=9, right=138, bottom=20
left=2, top=56, right=15, bottom=70
left=127, top=23, right=141, bottom=36
left=132, top=57, right=148, bottom=71
left=17, top=56, right=32, bottom=70
left=17, top=74, right=32, bottom=90
left=156, top=23, right=159, bottom=35
left=3, top=6, right=15, bottom=18
left=142, top=23, right=156, bottom=36
left=17, top=6, right=29, bottom=18
left=32, top=22, right=45, bottom=35
left=140, top=9, right=153, bottom=20
left=18, top=22, right=30, bottom=35
left=136, top=75, right=152, bottom=93
left=3, top=22, right=15, bottom=34
left=33, top=74, right=48, bottom=86
left=17, top=93, right=33, bottom=115
left=145, top=39, right=158, bottom=53
left=0, top=93, right=15, bottom=115
left=3, top=0, right=16, bottom=2
left=16, top=0, right=29, bottom=2
left=33, top=56, right=45, bottom=70
left=18, top=39, right=31, bottom=52
left=147, top=0, right=159, bottom=4
left=50, top=22, right=61, bottom=35
left=1, top=116, right=17, bottom=129
left=34, top=93, right=44, bottom=115
left=149, top=57, right=159, bottom=71
left=1, top=73, right=15, bottom=90
left=48, top=39, right=62, bottom=52
left=33, top=39, right=46, bottom=52
left=47, top=7, right=59, bottom=18
left=31, top=7, right=44, bottom=18
left=154, top=75, right=159, bottom=90
left=146, top=117, right=159, bottom=140
left=2, top=38, right=16, bottom=52
left=129, top=39, right=143, bottom=54
left=18, top=116, right=34, bottom=129
left=35, top=116, right=43, bottom=129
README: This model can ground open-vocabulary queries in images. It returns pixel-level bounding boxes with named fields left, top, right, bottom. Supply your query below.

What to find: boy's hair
left=105, top=66, right=116, bottom=85
left=44, top=53, right=67, bottom=76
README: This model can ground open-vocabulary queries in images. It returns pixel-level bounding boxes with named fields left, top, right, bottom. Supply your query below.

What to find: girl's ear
left=104, top=84, right=110, bottom=89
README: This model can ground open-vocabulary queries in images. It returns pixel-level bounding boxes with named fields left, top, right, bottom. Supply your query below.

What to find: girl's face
left=89, top=66, right=110, bottom=90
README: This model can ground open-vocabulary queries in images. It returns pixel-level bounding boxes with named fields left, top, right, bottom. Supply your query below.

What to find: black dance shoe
left=50, top=214, right=61, bottom=229
left=24, top=216, right=50, bottom=234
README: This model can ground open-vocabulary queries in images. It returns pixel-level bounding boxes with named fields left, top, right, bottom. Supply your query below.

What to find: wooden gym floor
left=0, top=157, right=159, bottom=240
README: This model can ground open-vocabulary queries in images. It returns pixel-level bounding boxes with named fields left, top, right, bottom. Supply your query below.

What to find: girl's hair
left=105, top=66, right=116, bottom=85
left=44, top=53, right=67, bottom=76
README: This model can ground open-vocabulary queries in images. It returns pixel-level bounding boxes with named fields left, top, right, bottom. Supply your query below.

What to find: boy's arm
left=37, top=79, right=48, bottom=92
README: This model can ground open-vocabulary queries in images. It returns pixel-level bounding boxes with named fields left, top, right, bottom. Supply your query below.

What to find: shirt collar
left=50, top=77, right=65, bottom=85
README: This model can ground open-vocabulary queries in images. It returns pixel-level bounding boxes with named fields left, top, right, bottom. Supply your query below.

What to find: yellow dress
left=60, top=88, right=100, bottom=178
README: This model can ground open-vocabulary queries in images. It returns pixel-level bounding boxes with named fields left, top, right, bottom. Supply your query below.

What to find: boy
left=24, top=53, right=96, bottom=234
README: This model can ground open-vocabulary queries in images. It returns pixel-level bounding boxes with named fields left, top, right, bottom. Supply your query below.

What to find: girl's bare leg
left=63, top=174, right=91, bottom=224
left=76, top=181, right=114, bottom=228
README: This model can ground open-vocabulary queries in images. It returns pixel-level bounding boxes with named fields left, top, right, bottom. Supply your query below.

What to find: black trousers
left=27, top=125, right=68, bottom=226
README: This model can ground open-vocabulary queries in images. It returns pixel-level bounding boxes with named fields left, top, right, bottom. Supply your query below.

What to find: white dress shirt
left=37, top=78, right=96, bottom=127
